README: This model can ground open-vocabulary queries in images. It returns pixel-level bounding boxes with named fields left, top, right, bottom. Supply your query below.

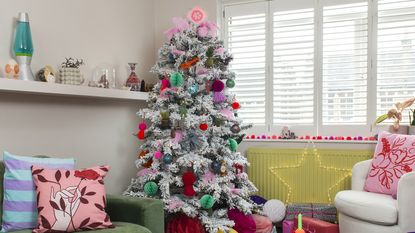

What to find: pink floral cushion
left=31, top=165, right=114, bottom=232
left=364, top=131, right=415, bottom=196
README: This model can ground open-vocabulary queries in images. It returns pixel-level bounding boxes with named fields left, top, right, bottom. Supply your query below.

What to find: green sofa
left=0, top=161, right=164, bottom=233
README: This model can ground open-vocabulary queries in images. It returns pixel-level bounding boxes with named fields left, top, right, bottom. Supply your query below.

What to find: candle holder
left=14, top=12, right=34, bottom=81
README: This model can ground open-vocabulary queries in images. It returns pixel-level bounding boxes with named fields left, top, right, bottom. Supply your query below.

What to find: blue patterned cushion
left=1, top=151, right=75, bottom=232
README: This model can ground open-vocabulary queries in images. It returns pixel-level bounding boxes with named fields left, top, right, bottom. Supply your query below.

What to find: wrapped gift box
left=294, top=216, right=339, bottom=233
left=286, top=203, right=337, bottom=223
left=282, top=220, right=295, bottom=233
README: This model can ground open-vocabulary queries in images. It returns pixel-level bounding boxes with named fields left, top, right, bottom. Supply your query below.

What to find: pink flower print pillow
left=31, top=165, right=114, bottom=233
left=364, top=131, right=415, bottom=197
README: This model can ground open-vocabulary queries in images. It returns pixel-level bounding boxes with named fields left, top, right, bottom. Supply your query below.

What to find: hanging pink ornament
left=196, top=66, right=208, bottom=75
left=197, top=26, right=209, bottom=37
left=154, top=151, right=162, bottom=160
left=215, top=47, right=225, bottom=56
left=138, top=122, right=147, bottom=131
left=171, top=130, right=183, bottom=144
left=168, top=199, right=184, bottom=211
left=188, top=7, right=206, bottom=24
left=219, top=108, right=235, bottom=120
left=198, top=21, right=218, bottom=37
left=161, top=79, right=170, bottom=91
left=212, top=80, right=225, bottom=92
left=230, top=188, right=242, bottom=194
left=164, top=17, right=190, bottom=40
left=137, top=168, right=157, bottom=177
left=213, top=92, right=225, bottom=103
left=171, top=49, right=185, bottom=56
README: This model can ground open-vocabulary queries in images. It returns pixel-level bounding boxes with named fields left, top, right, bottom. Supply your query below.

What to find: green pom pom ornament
left=226, top=79, right=235, bottom=88
left=229, top=138, right=238, bottom=152
left=169, top=72, right=184, bottom=87
left=144, top=181, right=158, bottom=197
left=200, top=194, right=215, bottom=209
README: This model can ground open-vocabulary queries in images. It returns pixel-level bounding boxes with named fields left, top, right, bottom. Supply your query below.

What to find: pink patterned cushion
left=364, top=131, right=415, bottom=196
left=31, top=165, right=114, bottom=232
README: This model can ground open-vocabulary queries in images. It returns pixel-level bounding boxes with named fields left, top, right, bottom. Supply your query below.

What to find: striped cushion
left=1, top=151, right=75, bottom=232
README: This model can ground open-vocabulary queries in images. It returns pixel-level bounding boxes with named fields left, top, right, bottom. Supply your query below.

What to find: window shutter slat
left=377, top=0, right=415, bottom=117
left=226, top=3, right=267, bottom=124
left=273, top=8, right=315, bottom=125
left=322, top=2, right=368, bottom=125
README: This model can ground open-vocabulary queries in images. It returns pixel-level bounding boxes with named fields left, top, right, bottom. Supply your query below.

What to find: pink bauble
left=154, top=151, right=162, bottom=159
left=139, top=122, right=147, bottom=131
left=161, top=79, right=170, bottom=90
left=261, top=135, right=266, bottom=139
left=213, top=92, right=225, bottom=103
left=212, top=80, right=225, bottom=92
left=272, top=135, right=277, bottom=139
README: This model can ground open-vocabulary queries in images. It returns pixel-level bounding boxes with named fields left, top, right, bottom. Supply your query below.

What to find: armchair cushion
left=335, top=190, right=397, bottom=226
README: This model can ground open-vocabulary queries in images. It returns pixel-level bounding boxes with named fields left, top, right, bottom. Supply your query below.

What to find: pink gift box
left=283, top=220, right=295, bottom=233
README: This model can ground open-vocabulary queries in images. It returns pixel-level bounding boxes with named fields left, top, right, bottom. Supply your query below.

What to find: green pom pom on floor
left=170, top=72, right=184, bottom=87
left=144, top=181, right=158, bottom=197
left=229, top=138, right=238, bottom=152
left=200, top=194, right=215, bottom=209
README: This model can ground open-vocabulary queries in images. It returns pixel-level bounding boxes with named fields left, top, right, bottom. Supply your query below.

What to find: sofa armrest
left=106, top=195, right=164, bottom=233
left=397, top=171, right=415, bottom=233
left=351, top=159, right=372, bottom=191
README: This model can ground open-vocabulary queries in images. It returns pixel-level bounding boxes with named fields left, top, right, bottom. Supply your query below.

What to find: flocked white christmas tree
left=124, top=7, right=257, bottom=233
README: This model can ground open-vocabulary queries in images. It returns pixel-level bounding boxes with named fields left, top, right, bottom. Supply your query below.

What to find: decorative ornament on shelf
left=375, top=97, right=415, bottom=132
left=280, top=126, right=297, bottom=139
left=59, top=58, right=85, bottom=85
left=5, top=60, right=20, bottom=79
left=199, top=194, right=215, bottom=209
left=182, top=172, right=196, bottom=197
left=144, top=181, right=158, bottom=197
left=36, top=65, right=56, bottom=83
left=169, top=72, right=184, bottom=87
left=92, top=63, right=116, bottom=88
left=125, top=63, right=141, bottom=91
left=14, top=12, right=34, bottom=81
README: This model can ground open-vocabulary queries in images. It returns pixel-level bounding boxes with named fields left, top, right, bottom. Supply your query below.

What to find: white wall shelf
left=0, top=78, right=148, bottom=101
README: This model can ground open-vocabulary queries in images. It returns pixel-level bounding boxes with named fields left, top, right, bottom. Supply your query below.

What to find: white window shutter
left=377, top=0, right=415, bottom=117
left=225, top=2, right=268, bottom=124
left=322, top=2, right=368, bottom=125
left=273, top=8, right=315, bottom=125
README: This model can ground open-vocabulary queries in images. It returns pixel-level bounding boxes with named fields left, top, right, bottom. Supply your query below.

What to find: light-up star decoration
left=269, top=142, right=353, bottom=204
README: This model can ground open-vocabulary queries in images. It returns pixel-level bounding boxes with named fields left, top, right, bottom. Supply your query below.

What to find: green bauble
left=229, top=138, right=238, bottom=152
left=226, top=79, right=235, bottom=88
left=170, top=72, right=184, bottom=87
left=144, top=182, right=158, bottom=197
left=200, top=194, right=215, bottom=209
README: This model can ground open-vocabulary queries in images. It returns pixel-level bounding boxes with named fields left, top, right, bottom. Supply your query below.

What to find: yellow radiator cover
left=247, top=147, right=373, bottom=204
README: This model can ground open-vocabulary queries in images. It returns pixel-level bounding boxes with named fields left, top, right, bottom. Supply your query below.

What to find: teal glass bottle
left=14, top=14, right=33, bottom=56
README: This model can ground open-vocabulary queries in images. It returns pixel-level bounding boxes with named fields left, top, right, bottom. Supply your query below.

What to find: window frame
left=220, top=0, right=398, bottom=136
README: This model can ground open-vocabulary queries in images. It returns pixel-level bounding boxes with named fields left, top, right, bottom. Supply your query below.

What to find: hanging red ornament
left=182, top=172, right=196, bottom=197
left=199, top=123, right=208, bottom=131
left=137, top=130, right=145, bottom=140
left=232, top=102, right=240, bottom=110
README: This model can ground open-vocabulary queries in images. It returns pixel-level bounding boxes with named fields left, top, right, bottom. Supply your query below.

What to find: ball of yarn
left=169, top=72, right=184, bottom=87
left=228, top=138, right=238, bottom=152
left=154, top=151, right=162, bottom=159
left=212, top=80, right=225, bottom=92
left=144, top=181, right=158, bottom=197
left=226, top=79, right=235, bottom=88
left=200, top=194, right=215, bottom=209
left=138, top=122, right=147, bottom=131
left=213, top=92, right=225, bottom=103
left=263, top=199, right=286, bottom=223
left=163, top=153, right=173, bottom=164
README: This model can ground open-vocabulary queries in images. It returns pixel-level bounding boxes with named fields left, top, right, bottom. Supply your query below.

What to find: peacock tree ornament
left=124, top=7, right=257, bottom=233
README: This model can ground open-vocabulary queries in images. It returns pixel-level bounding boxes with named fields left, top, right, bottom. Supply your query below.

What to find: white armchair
left=334, top=159, right=415, bottom=233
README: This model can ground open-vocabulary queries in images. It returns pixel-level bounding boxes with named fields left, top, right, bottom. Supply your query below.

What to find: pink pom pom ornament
left=213, top=92, right=226, bottom=103
left=138, top=122, right=147, bottom=131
